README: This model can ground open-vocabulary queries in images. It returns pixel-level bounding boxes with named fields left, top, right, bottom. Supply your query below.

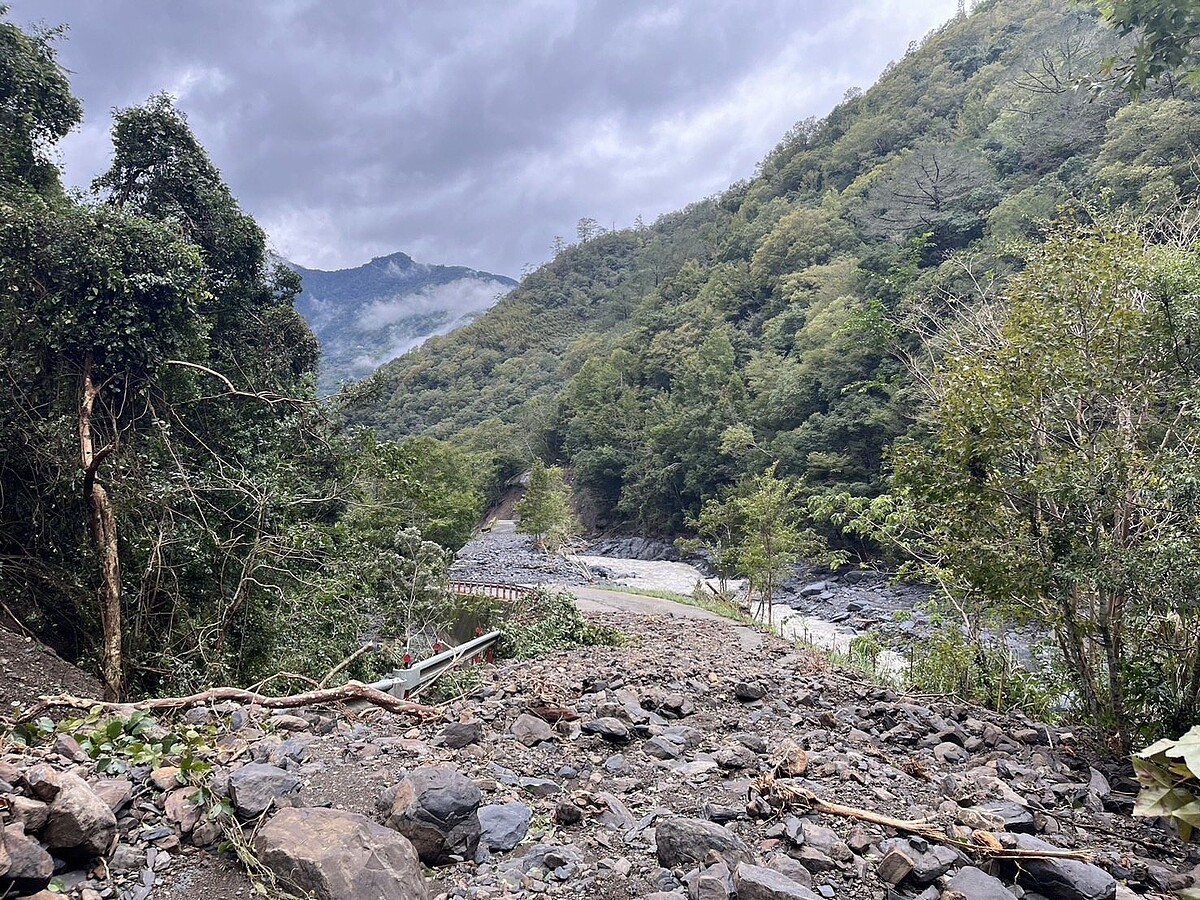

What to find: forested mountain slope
left=289, top=251, right=516, bottom=395
left=346, top=0, right=1198, bottom=532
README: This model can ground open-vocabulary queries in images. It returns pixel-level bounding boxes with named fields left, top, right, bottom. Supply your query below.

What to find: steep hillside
left=347, top=0, right=1196, bottom=531
left=291, top=251, right=516, bottom=395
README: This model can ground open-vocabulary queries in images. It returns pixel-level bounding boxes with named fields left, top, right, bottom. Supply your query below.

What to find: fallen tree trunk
left=17, top=680, right=441, bottom=723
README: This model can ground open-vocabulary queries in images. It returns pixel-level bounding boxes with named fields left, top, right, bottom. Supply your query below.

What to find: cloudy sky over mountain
left=9, top=1, right=957, bottom=277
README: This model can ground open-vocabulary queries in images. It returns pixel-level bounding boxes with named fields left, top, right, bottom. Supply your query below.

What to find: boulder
left=380, top=766, right=481, bottom=864
left=2, top=824, right=54, bottom=895
left=40, top=773, right=117, bottom=857
left=511, top=713, right=554, bottom=746
left=6, top=796, right=49, bottom=832
left=478, top=801, right=531, bottom=852
left=997, top=834, right=1116, bottom=900
left=441, top=721, right=483, bottom=749
left=254, top=807, right=429, bottom=900
left=21, top=764, right=61, bottom=803
left=228, top=763, right=301, bottom=818
left=655, top=817, right=752, bottom=870
left=734, top=681, right=767, bottom=701
left=947, top=866, right=1018, bottom=900
left=165, top=786, right=203, bottom=833
left=735, top=862, right=822, bottom=900
left=90, top=778, right=133, bottom=814
left=581, top=716, right=631, bottom=741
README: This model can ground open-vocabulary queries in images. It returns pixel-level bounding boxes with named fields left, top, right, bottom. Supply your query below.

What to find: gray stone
left=254, top=806, right=429, bottom=900
left=655, top=817, right=752, bottom=870
left=2, top=824, right=54, bottom=894
left=767, top=855, right=813, bottom=887
left=876, top=847, right=915, bottom=885
left=442, top=721, right=483, bottom=749
left=734, top=681, right=767, bottom=701
left=41, top=772, right=117, bottom=857
left=911, top=844, right=959, bottom=882
left=997, top=834, right=1116, bottom=900
left=479, top=802, right=531, bottom=852
left=519, top=777, right=560, bottom=797
left=582, top=716, right=631, bottom=741
left=511, top=713, right=554, bottom=746
left=91, top=778, right=134, bottom=814
left=979, top=800, right=1035, bottom=833
left=646, top=736, right=683, bottom=760
left=21, top=764, right=60, bottom=803
left=713, top=745, right=756, bottom=770
left=381, top=765, right=481, bottom=865
left=735, top=862, right=822, bottom=900
left=228, top=763, right=301, bottom=819
left=6, top=796, right=49, bottom=832
left=946, top=867, right=1018, bottom=900
left=695, top=860, right=734, bottom=900
left=164, top=786, right=202, bottom=833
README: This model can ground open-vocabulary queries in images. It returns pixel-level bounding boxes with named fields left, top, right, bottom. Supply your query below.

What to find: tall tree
left=844, top=224, right=1200, bottom=747
left=0, top=7, right=81, bottom=196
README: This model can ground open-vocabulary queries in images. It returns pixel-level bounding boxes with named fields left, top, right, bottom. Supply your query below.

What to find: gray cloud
left=358, top=278, right=510, bottom=332
left=10, top=0, right=957, bottom=277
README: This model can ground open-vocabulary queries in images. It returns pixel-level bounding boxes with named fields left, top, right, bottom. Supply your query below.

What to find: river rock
left=21, top=764, right=61, bottom=803
left=254, top=806, right=430, bottom=900
left=947, top=866, right=1019, bottom=900
left=40, top=772, right=117, bottom=857
left=442, top=721, right=483, bottom=749
left=6, top=796, right=49, bottom=832
left=479, top=801, right=531, bottom=852
left=655, top=817, right=752, bottom=870
left=511, top=713, right=553, bottom=746
left=380, top=765, right=481, bottom=864
left=90, top=778, right=133, bottom=814
left=997, top=834, right=1116, bottom=900
left=734, top=681, right=766, bottom=701
left=735, top=862, right=821, bottom=900
left=582, top=716, right=631, bottom=741
left=164, top=786, right=202, bottom=833
left=228, top=763, right=301, bottom=818
left=2, top=824, right=54, bottom=894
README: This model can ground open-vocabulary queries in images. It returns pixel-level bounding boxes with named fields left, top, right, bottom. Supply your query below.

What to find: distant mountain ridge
left=285, top=250, right=516, bottom=395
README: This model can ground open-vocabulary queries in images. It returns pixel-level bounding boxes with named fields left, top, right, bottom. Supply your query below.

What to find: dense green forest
left=349, top=0, right=1196, bottom=531
left=346, top=0, right=1200, bottom=746
left=0, top=10, right=490, bottom=700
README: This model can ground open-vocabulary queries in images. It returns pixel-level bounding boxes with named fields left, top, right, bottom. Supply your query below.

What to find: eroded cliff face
left=0, top=603, right=1189, bottom=900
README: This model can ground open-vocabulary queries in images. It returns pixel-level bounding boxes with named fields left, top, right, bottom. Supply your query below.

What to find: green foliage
left=833, top=223, right=1200, bottom=745
left=904, top=622, right=1067, bottom=720
left=497, top=587, right=624, bottom=660
left=685, top=464, right=834, bottom=621
left=1095, top=0, right=1200, bottom=94
left=1133, top=726, right=1200, bottom=842
left=0, top=14, right=453, bottom=700
left=352, top=0, right=1188, bottom=537
left=516, top=461, right=578, bottom=551
left=0, top=10, right=81, bottom=196
left=11, top=709, right=215, bottom=783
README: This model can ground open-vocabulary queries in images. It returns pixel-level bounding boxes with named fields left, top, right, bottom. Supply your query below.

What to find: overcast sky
left=10, top=1, right=957, bottom=278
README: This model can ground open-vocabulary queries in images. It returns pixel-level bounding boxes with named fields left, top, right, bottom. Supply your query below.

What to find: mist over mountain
left=286, top=251, right=516, bottom=394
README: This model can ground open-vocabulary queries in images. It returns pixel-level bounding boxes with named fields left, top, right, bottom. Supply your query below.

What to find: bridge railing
left=449, top=581, right=534, bottom=601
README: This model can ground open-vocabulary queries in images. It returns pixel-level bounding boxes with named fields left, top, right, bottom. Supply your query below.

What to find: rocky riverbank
left=0, top=605, right=1194, bottom=900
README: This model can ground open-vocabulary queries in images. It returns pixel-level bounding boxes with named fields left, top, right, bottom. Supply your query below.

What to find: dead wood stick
left=759, top=778, right=1092, bottom=863
left=18, top=681, right=440, bottom=723
left=318, top=641, right=379, bottom=689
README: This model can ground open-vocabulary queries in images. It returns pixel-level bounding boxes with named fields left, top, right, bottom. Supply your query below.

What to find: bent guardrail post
left=369, top=629, right=503, bottom=699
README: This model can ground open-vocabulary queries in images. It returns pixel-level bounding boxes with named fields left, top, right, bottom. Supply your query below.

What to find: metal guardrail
left=450, top=581, right=534, bottom=601
left=369, top=629, right=502, bottom=699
